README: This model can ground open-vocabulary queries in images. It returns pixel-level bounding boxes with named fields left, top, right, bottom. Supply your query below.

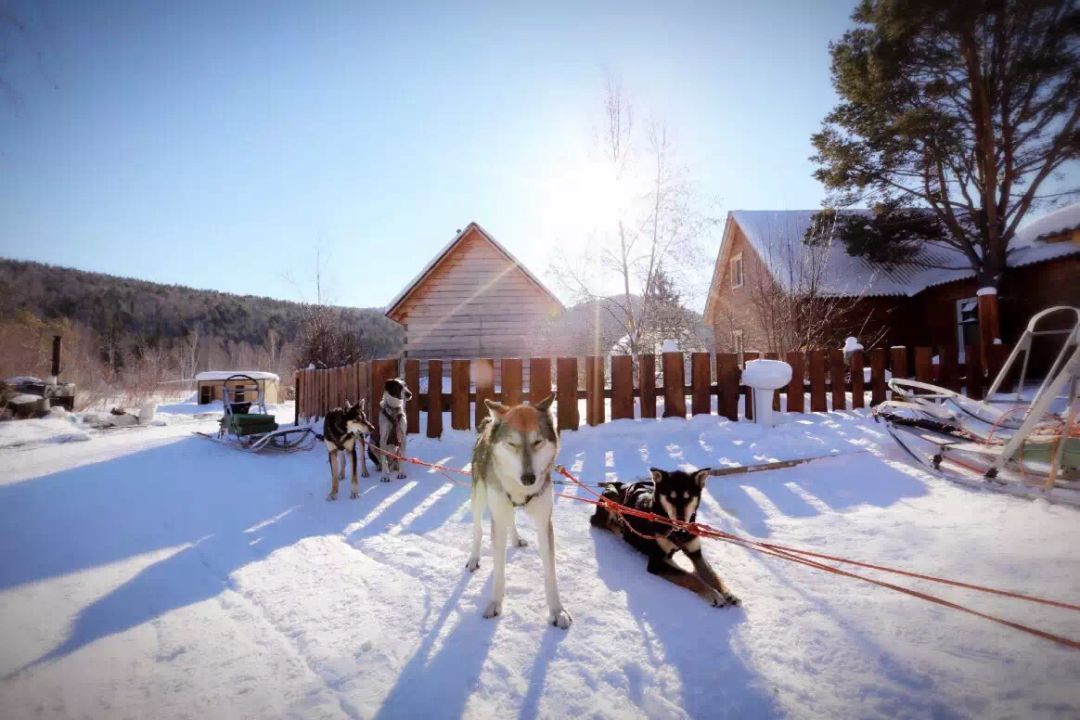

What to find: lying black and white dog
left=367, top=377, right=413, bottom=481
left=321, top=399, right=376, bottom=501
left=590, top=468, right=741, bottom=607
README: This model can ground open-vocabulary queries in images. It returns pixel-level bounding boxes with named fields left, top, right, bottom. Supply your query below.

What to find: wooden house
left=384, top=223, right=565, bottom=366
left=704, top=204, right=1080, bottom=359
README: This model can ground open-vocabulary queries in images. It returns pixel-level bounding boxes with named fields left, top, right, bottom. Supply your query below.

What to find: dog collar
left=505, top=473, right=550, bottom=508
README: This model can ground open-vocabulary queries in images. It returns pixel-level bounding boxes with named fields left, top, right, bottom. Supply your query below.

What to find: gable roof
left=384, top=222, right=565, bottom=321
left=704, top=203, right=1080, bottom=319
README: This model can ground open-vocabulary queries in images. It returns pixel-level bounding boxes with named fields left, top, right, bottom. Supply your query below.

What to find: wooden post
left=786, top=351, right=804, bottom=413
left=585, top=356, right=605, bottom=426
left=451, top=359, right=470, bottom=430
left=294, top=371, right=301, bottom=425
left=405, top=359, right=420, bottom=434
left=742, top=351, right=760, bottom=420
left=610, top=355, right=634, bottom=420
left=890, top=346, right=909, bottom=380
left=691, top=352, right=711, bottom=415
left=850, top=350, right=865, bottom=409
left=940, top=347, right=959, bottom=392
left=556, top=357, right=579, bottom=431
left=639, top=354, right=657, bottom=419
left=662, top=352, right=686, bottom=418
left=426, top=359, right=443, bottom=438
left=966, top=344, right=984, bottom=400
left=977, top=288, right=1000, bottom=369
left=716, top=353, right=740, bottom=421
left=914, top=346, right=934, bottom=384
left=502, top=358, right=523, bottom=407
left=529, top=357, right=552, bottom=405
left=474, top=358, right=495, bottom=430
left=808, top=350, right=827, bottom=412
left=870, top=349, right=887, bottom=405
left=829, top=349, right=847, bottom=411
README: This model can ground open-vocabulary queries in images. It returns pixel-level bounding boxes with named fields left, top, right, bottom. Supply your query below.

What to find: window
left=956, top=297, right=979, bottom=361
left=730, top=254, right=744, bottom=289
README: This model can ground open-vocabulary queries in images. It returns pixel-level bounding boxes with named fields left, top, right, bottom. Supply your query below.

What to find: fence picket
left=914, top=347, right=934, bottom=384
left=829, top=349, right=847, bottom=411
left=786, top=351, right=805, bottom=413
left=850, top=350, right=865, bottom=409
left=585, top=356, right=605, bottom=426
left=474, top=359, right=495, bottom=429
left=405, top=359, right=420, bottom=434
left=940, top=347, right=959, bottom=392
left=890, top=347, right=909, bottom=380
left=716, top=353, right=739, bottom=421
left=640, top=354, right=657, bottom=419
left=556, top=357, right=579, bottom=431
left=870, top=349, right=887, bottom=405
left=809, top=350, right=827, bottom=412
left=427, top=359, right=443, bottom=438
left=502, top=358, right=523, bottom=407
left=610, top=355, right=634, bottom=420
left=529, top=358, right=552, bottom=405
left=451, top=360, right=470, bottom=430
left=691, top=352, right=711, bottom=415
left=662, top=352, right=686, bottom=418
left=966, top=344, right=984, bottom=400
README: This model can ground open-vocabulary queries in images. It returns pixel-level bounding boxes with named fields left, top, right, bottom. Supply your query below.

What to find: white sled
left=876, top=306, right=1080, bottom=504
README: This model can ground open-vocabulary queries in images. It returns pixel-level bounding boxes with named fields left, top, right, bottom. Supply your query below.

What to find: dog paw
left=710, top=589, right=740, bottom=608
left=550, top=609, right=573, bottom=629
left=349, top=491, right=359, bottom=499
left=326, top=492, right=337, bottom=501
left=465, top=557, right=480, bottom=572
left=482, top=601, right=502, bottom=619
left=361, top=471, right=370, bottom=478
left=381, top=476, right=392, bottom=483
left=396, top=472, right=406, bottom=480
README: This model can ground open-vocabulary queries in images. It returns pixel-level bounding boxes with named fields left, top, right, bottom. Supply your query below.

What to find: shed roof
left=705, top=203, right=1080, bottom=318
left=195, top=371, right=280, bottom=382
left=384, top=222, right=564, bottom=321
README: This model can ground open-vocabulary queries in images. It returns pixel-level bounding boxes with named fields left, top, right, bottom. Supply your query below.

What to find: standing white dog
left=465, top=395, right=571, bottom=629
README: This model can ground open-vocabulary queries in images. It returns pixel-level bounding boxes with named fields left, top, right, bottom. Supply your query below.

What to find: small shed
left=385, top=222, right=565, bottom=360
left=195, top=371, right=280, bottom=405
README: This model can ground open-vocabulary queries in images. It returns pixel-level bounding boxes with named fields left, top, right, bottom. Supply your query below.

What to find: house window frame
left=730, top=253, right=744, bottom=289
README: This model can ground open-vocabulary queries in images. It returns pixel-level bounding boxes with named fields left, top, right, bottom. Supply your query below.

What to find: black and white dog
left=367, top=377, right=413, bottom=481
left=590, top=468, right=740, bottom=607
left=321, top=399, right=376, bottom=501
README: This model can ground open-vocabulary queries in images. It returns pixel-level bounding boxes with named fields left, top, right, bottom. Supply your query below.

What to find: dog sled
left=195, top=374, right=316, bottom=452
left=875, top=306, right=1080, bottom=505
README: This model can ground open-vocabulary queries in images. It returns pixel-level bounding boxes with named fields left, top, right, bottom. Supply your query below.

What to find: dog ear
left=344, top=399, right=353, bottom=411
left=534, top=394, right=555, bottom=412
left=693, top=469, right=711, bottom=487
left=484, top=398, right=509, bottom=420
left=359, top=398, right=367, bottom=412
left=649, top=468, right=666, bottom=485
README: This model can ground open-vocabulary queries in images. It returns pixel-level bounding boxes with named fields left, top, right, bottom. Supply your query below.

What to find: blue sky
left=0, top=0, right=859, bottom=309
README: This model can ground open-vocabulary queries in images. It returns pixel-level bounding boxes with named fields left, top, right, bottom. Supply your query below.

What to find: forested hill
left=0, top=258, right=403, bottom=357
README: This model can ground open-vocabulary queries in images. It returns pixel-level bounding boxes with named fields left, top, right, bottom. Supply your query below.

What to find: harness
left=381, top=404, right=404, bottom=447
left=505, top=473, right=551, bottom=508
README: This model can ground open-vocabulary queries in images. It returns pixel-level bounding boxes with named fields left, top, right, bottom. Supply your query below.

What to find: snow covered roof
left=706, top=203, right=1080, bottom=316
left=384, top=222, right=564, bottom=320
left=195, top=371, right=280, bottom=382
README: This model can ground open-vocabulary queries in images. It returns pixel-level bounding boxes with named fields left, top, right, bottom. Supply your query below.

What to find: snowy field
left=2, top=403, right=1079, bottom=719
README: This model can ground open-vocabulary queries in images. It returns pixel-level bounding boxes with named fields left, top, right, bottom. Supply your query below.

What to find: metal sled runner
left=875, top=306, right=1080, bottom=504
left=196, top=374, right=316, bottom=452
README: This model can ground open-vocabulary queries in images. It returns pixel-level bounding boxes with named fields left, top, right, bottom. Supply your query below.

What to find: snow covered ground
left=2, top=404, right=1079, bottom=719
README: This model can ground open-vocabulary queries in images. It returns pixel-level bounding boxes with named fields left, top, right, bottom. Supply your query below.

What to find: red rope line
left=370, top=448, right=1080, bottom=649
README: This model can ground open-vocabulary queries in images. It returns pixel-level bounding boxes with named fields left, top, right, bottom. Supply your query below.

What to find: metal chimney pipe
left=51, top=335, right=62, bottom=380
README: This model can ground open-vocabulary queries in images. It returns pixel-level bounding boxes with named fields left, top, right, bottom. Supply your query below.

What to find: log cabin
left=704, top=203, right=1080, bottom=361
left=384, top=223, right=565, bottom=370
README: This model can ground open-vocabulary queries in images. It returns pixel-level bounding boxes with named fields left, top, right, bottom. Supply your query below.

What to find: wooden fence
left=293, top=344, right=1013, bottom=437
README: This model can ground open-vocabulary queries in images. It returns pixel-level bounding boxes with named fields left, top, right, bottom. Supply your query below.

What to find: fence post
left=529, top=357, right=552, bottom=405
left=829, top=349, right=847, bottom=411
left=691, top=352, right=711, bottom=415
left=890, top=346, right=909, bottom=380
left=808, top=350, right=827, bottom=412
left=850, top=350, right=865, bottom=409
left=940, top=346, right=959, bottom=392
left=585, top=356, right=605, bottom=426
left=474, top=359, right=495, bottom=429
left=786, top=351, right=804, bottom=413
left=610, top=355, right=634, bottom=420
left=716, top=353, right=739, bottom=421
left=405, top=359, right=420, bottom=434
left=451, top=359, right=470, bottom=430
left=502, top=358, right=523, bottom=407
left=294, top=371, right=301, bottom=425
left=914, top=346, right=934, bottom=384
left=870, top=349, right=887, bottom=405
left=639, top=354, right=657, bottom=419
left=427, top=359, right=443, bottom=438
left=662, top=352, right=686, bottom=418
left=556, top=357, right=579, bottom=431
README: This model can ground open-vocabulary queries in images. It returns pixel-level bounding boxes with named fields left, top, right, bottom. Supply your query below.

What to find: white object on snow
left=195, top=371, right=280, bottom=382
left=661, top=339, right=679, bottom=353
left=741, top=359, right=792, bottom=427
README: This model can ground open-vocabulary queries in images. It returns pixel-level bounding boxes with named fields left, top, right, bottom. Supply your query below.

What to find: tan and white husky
left=465, top=396, right=571, bottom=629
